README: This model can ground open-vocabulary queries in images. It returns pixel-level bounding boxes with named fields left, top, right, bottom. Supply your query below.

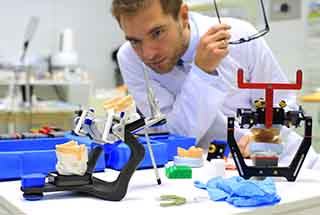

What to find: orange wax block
left=103, top=96, right=122, bottom=109
left=104, top=95, right=134, bottom=112
left=114, top=95, right=134, bottom=112
left=177, top=146, right=203, bottom=158
left=56, top=140, right=86, bottom=160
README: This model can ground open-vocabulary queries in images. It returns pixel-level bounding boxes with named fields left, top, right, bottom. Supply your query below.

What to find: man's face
left=119, top=1, right=189, bottom=74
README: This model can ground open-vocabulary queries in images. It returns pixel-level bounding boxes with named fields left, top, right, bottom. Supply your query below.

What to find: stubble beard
left=152, top=25, right=188, bottom=74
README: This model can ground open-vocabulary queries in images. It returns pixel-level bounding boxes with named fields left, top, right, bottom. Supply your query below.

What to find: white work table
left=1, top=163, right=320, bottom=215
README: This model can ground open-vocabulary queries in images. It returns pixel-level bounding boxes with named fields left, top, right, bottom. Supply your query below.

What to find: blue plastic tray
left=89, top=134, right=196, bottom=171
left=0, top=136, right=105, bottom=181
left=103, top=138, right=168, bottom=170
left=139, top=134, right=196, bottom=160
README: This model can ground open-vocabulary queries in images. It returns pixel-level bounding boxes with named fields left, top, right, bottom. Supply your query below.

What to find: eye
left=151, top=28, right=165, bottom=40
left=129, top=39, right=140, bottom=47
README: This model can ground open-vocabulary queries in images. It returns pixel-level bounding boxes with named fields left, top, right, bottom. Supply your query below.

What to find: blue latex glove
left=194, top=176, right=281, bottom=207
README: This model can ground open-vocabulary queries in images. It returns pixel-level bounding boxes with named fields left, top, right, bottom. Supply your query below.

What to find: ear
left=179, top=3, right=189, bottom=28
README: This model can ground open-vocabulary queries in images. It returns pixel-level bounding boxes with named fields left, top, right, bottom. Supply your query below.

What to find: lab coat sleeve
left=117, top=44, right=228, bottom=144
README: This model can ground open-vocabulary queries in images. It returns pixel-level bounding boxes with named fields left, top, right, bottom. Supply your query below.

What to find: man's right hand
left=195, top=24, right=231, bottom=74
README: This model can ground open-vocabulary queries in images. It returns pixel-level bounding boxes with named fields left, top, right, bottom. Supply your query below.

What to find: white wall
left=0, top=0, right=124, bottom=89
left=264, top=0, right=311, bottom=82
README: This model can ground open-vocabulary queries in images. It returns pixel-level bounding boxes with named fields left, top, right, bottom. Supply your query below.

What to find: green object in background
left=308, top=2, right=320, bottom=19
left=165, top=165, right=192, bottom=179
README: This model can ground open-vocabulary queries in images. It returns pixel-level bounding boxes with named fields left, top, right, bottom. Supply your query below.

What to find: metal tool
left=142, top=63, right=163, bottom=185
left=21, top=16, right=40, bottom=110
left=20, top=16, right=40, bottom=63
left=8, top=16, right=39, bottom=132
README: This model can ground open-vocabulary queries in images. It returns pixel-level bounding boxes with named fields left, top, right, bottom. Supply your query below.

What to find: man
left=111, top=0, right=320, bottom=169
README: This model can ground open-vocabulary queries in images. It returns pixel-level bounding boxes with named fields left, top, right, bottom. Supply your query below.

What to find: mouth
left=149, top=58, right=166, bottom=67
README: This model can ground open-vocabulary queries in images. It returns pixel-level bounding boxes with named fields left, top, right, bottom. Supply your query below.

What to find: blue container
left=104, top=138, right=168, bottom=170
left=66, top=133, right=196, bottom=171
left=103, top=134, right=196, bottom=170
left=0, top=136, right=105, bottom=181
left=21, top=173, right=46, bottom=188
left=0, top=152, right=22, bottom=179
left=64, top=132, right=92, bottom=145
left=139, top=134, right=196, bottom=160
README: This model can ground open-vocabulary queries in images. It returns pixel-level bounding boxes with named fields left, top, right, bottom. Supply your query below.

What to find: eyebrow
left=125, top=35, right=140, bottom=41
left=125, top=24, right=166, bottom=41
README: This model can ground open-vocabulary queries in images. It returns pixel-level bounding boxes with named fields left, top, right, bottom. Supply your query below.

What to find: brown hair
left=112, top=0, right=183, bottom=23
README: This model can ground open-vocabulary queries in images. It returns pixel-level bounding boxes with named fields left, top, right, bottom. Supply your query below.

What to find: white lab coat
left=117, top=12, right=320, bottom=169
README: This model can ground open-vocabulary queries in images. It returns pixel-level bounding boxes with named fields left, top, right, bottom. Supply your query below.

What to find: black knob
left=280, top=3, right=290, bottom=13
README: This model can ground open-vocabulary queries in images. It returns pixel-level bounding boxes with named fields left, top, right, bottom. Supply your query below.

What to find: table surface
left=1, top=162, right=320, bottom=215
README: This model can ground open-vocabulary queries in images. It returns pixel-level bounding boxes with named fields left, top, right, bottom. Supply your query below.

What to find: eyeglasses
left=213, top=0, right=270, bottom=45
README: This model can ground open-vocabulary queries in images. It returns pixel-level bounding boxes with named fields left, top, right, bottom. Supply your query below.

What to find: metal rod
left=144, top=126, right=161, bottom=185
left=20, top=16, right=39, bottom=130
left=142, top=64, right=161, bottom=185
left=213, top=0, right=221, bottom=24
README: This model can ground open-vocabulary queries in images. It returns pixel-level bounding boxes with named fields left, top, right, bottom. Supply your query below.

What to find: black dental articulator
left=228, top=69, right=312, bottom=181
left=21, top=63, right=166, bottom=201
left=21, top=110, right=146, bottom=201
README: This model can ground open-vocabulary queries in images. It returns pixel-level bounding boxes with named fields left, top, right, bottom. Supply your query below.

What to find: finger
left=206, top=24, right=231, bottom=35
left=212, top=38, right=230, bottom=50
left=201, top=32, right=231, bottom=50
left=213, top=48, right=229, bottom=57
left=217, top=40, right=229, bottom=49
left=237, top=135, right=251, bottom=157
left=208, top=41, right=229, bottom=54
left=205, top=24, right=231, bottom=36
left=204, top=30, right=231, bottom=44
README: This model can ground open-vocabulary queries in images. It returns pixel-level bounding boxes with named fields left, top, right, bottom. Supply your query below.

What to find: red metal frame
left=237, top=69, right=302, bottom=128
